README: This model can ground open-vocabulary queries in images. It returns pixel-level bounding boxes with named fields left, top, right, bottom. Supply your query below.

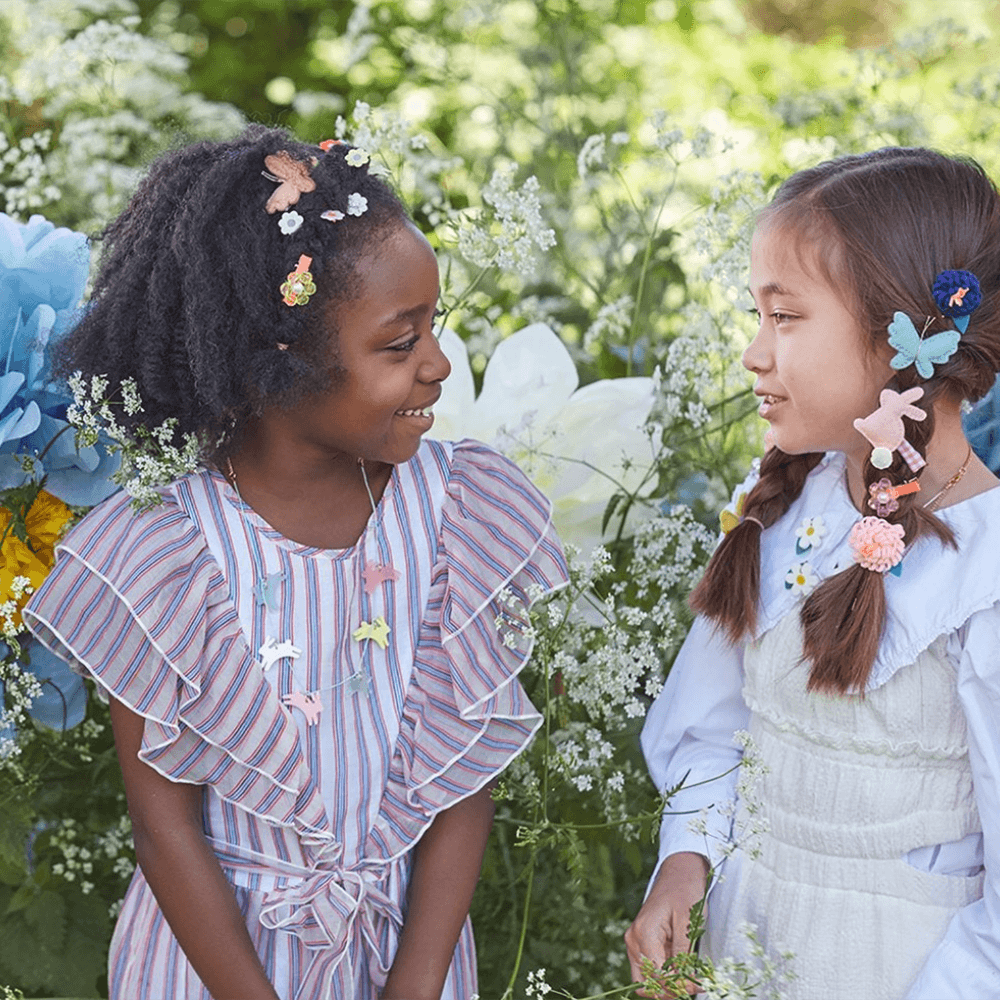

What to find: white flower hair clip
left=347, top=193, right=368, bottom=217
left=278, top=210, right=303, bottom=235
left=345, top=147, right=370, bottom=168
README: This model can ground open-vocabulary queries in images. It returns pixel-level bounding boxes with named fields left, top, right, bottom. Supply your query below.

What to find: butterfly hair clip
left=853, top=386, right=927, bottom=471
left=262, top=151, right=316, bottom=214
left=887, top=312, right=960, bottom=380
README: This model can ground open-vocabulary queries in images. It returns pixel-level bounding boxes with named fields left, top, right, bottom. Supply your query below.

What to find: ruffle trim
left=367, top=440, right=569, bottom=861
left=23, top=491, right=324, bottom=832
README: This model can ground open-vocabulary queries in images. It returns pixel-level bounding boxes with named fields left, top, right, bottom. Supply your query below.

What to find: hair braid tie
left=743, top=515, right=765, bottom=531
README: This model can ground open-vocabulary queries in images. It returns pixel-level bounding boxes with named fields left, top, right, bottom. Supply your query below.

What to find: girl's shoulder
left=57, top=481, right=197, bottom=559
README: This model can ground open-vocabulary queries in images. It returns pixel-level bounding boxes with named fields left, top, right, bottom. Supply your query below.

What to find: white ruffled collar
left=744, top=451, right=1000, bottom=690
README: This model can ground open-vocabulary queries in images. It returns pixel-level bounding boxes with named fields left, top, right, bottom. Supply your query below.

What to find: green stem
left=440, top=262, right=493, bottom=330
left=501, top=849, right=536, bottom=1000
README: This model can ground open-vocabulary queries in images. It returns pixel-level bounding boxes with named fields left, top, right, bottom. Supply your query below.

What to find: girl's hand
left=625, top=851, right=710, bottom=998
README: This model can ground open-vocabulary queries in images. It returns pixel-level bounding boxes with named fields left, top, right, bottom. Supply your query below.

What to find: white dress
left=642, top=451, right=1000, bottom=999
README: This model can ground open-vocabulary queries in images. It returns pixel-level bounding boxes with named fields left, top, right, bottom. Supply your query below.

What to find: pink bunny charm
left=853, top=387, right=927, bottom=471
left=282, top=690, right=323, bottom=726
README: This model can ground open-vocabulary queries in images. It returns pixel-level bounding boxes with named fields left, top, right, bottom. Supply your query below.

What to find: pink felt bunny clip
left=853, top=386, right=927, bottom=472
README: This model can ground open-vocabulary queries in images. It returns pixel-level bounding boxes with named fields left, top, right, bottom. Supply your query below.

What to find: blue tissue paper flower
left=20, top=638, right=87, bottom=730
left=0, top=213, right=119, bottom=505
left=965, top=373, right=1000, bottom=475
left=0, top=639, right=86, bottom=754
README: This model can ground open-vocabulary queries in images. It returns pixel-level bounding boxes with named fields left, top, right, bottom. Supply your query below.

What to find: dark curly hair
left=56, top=124, right=412, bottom=459
left=690, top=147, right=1000, bottom=693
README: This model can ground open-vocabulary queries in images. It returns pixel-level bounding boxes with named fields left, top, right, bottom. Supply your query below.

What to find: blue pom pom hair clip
left=888, top=269, right=982, bottom=378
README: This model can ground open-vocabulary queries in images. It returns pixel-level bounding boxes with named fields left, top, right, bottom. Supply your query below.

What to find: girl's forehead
left=750, top=220, right=843, bottom=297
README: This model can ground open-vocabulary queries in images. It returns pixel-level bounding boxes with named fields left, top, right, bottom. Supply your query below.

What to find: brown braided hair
left=690, top=148, right=1000, bottom=693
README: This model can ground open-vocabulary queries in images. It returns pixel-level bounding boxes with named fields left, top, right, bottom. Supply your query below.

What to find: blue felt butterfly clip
left=887, top=311, right=961, bottom=379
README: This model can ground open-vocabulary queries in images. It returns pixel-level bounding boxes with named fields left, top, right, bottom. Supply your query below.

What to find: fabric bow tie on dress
left=259, top=864, right=403, bottom=998
left=212, top=835, right=403, bottom=1000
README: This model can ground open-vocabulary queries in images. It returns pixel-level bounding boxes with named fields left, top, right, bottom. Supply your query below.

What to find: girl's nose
left=421, top=332, right=451, bottom=383
left=742, top=324, right=771, bottom=374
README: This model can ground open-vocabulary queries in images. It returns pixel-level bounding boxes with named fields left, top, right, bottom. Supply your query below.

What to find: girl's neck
left=226, top=430, right=393, bottom=550
left=844, top=400, right=998, bottom=511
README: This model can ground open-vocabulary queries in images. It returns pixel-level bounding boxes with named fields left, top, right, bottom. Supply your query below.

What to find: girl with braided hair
left=627, top=148, right=1000, bottom=999
left=22, top=126, right=567, bottom=1000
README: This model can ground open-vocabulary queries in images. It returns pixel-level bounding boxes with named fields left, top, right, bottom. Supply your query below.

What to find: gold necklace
left=923, top=447, right=973, bottom=512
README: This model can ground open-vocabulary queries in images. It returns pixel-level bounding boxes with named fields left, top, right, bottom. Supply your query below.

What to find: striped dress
left=24, top=438, right=568, bottom=1000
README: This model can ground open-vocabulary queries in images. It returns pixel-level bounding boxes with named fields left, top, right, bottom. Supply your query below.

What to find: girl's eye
left=771, top=311, right=795, bottom=325
left=390, top=334, right=420, bottom=353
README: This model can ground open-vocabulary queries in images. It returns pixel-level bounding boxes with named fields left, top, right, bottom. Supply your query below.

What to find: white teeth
left=397, top=407, right=433, bottom=417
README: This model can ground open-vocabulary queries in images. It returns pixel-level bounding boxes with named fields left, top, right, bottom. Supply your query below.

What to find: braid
left=689, top=448, right=823, bottom=641
left=802, top=373, right=954, bottom=693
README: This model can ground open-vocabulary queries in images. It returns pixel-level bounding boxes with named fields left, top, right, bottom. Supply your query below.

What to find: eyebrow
left=381, top=303, right=432, bottom=327
left=751, top=282, right=797, bottom=298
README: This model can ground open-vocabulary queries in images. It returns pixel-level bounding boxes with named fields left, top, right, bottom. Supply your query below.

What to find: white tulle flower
left=430, top=323, right=657, bottom=552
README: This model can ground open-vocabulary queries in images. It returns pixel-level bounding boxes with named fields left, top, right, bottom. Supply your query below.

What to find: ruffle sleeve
left=23, top=490, right=323, bottom=831
left=368, top=439, right=569, bottom=860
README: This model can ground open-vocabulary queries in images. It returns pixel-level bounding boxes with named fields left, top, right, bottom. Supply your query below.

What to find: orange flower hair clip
left=280, top=255, right=316, bottom=307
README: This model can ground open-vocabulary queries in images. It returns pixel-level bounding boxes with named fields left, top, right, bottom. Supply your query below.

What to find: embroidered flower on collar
left=278, top=210, right=304, bottom=235
left=347, top=192, right=368, bottom=217
left=320, top=209, right=345, bottom=223
left=785, top=561, right=818, bottom=596
left=345, top=147, right=370, bottom=168
left=794, top=515, right=826, bottom=554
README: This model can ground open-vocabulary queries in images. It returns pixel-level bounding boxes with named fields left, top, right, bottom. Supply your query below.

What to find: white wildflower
left=577, top=133, right=606, bottom=179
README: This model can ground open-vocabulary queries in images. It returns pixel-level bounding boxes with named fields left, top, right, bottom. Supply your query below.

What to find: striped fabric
left=24, top=438, right=569, bottom=1000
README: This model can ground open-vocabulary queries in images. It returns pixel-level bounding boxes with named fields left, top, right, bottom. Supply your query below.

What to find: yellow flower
left=0, top=490, right=74, bottom=628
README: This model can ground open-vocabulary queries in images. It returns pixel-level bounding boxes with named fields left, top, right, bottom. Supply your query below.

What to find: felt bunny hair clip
left=853, top=386, right=927, bottom=472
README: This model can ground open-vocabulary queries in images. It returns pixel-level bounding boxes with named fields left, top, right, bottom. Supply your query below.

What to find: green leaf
left=4, top=884, right=36, bottom=916
left=601, top=492, right=623, bottom=535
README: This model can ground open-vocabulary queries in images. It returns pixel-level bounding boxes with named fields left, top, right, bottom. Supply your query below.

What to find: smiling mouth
left=757, top=394, right=786, bottom=417
left=395, top=406, right=434, bottom=420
